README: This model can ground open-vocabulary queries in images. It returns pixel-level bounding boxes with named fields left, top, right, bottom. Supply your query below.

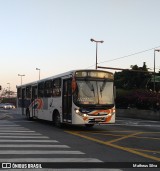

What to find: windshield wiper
left=86, top=81, right=95, bottom=97
left=100, top=80, right=107, bottom=97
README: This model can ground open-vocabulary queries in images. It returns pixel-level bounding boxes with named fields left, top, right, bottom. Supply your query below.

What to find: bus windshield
left=73, top=79, right=114, bottom=107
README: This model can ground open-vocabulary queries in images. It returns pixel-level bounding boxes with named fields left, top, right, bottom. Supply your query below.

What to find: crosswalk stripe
left=0, top=125, right=20, bottom=127
left=0, top=158, right=102, bottom=162
left=0, top=133, right=42, bottom=135
left=0, top=135, right=49, bottom=138
left=0, top=150, right=85, bottom=154
left=0, top=127, right=30, bottom=130
left=0, top=120, right=102, bottom=164
left=0, top=140, right=58, bottom=142
left=0, top=144, right=70, bottom=148
left=0, top=130, right=36, bottom=132
left=0, top=170, right=120, bottom=171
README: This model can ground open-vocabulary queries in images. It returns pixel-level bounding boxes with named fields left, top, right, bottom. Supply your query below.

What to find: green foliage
left=115, top=63, right=151, bottom=90
left=115, top=63, right=160, bottom=110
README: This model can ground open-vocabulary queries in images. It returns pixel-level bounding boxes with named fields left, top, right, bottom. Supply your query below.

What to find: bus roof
left=16, top=69, right=113, bottom=88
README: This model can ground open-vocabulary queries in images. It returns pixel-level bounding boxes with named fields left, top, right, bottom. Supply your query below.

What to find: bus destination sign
left=75, top=71, right=113, bottom=79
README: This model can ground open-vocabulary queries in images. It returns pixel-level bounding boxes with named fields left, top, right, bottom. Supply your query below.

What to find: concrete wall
left=116, top=108, right=160, bottom=121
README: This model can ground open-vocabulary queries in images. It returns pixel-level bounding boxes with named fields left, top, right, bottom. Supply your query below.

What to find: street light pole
left=90, top=38, right=104, bottom=70
left=154, top=49, right=160, bottom=92
left=18, top=74, right=25, bottom=115
left=36, top=68, right=40, bottom=80
left=7, top=83, right=10, bottom=98
left=18, top=74, right=25, bottom=85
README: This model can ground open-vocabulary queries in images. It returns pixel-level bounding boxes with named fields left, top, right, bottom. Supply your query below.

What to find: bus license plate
left=95, top=118, right=104, bottom=121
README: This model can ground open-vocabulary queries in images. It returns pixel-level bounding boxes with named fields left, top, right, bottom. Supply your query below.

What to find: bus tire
left=26, top=110, right=32, bottom=120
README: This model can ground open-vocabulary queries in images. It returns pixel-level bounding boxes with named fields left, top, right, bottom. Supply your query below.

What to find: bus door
left=62, top=79, right=72, bottom=123
left=31, top=85, right=38, bottom=117
left=21, top=88, right=25, bottom=115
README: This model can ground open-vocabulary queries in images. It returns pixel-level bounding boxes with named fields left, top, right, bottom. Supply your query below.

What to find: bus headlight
left=74, top=108, right=88, bottom=117
left=83, top=114, right=88, bottom=117
left=107, top=113, right=112, bottom=117
left=75, top=108, right=79, bottom=114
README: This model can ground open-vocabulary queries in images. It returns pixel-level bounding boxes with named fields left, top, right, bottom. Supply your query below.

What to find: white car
left=0, top=103, right=15, bottom=109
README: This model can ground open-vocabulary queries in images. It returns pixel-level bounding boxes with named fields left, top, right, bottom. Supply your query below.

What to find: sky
left=0, top=0, right=160, bottom=92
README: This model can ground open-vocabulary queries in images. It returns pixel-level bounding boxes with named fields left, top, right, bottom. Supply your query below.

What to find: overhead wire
left=87, top=45, right=160, bottom=69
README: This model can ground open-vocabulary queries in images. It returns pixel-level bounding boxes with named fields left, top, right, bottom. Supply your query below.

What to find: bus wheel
left=85, top=124, right=94, bottom=128
left=26, top=110, right=32, bottom=120
left=54, top=112, right=61, bottom=128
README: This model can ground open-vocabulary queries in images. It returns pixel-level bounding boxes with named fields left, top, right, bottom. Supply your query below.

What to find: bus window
left=38, top=82, right=44, bottom=97
left=22, top=88, right=26, bottom=99
left=44, top=80, right=52, bottom=97
left=53, top=78, right=61, bottom=97
left=26, top=86, right=31, bottom=98
left=22, top=88, right=26, bottom=113
left=17, top=88, right=22, bottom=98
left=32, top=86, right=38, bottom=99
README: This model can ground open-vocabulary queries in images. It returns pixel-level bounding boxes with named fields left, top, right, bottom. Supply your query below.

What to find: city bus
left=17, top=69, right=115, bottom=127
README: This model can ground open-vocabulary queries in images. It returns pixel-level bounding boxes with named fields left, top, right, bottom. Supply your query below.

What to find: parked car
left=0, top=103, right=16, bottom=109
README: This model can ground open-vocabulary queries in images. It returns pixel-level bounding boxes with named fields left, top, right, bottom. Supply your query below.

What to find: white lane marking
left=0, top=170, right=122, bottom=171
left=0, top=144, right=70, bottom=148
left=0, top=125, right=20, bottom=126
left=0, top=150, right=85, bottom=154
left=0, top=127, right=30, bottom=130
left=0, top=136, right=49, bottom=139
left=0, top=130, right=35, bottom=133
left=0, top=140, right=58, bottom=142
left=0, top=119, right=104, bottom=165
left=0, top=158, right=102, bottom=162
left=0, top=133, right=42, bottom=135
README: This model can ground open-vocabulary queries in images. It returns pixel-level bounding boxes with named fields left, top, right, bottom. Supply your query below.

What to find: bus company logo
left=91, top=109, right=110, bottom=116
left=90, top=109, right=115, bottom=123
left=2, top=163, right=11, bottom=169
left=30, top=99, right=43, bottom=109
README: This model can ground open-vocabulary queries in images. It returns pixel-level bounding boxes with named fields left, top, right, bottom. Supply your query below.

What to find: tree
left=115, top=62, right=151, bottom=90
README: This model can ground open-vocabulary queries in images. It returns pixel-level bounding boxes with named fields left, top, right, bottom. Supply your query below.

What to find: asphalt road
left=0, top=109, right=160, bottom=171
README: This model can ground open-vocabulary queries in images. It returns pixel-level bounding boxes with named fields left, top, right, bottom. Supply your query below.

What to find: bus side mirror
left=72, top=78, right=77, bottom=93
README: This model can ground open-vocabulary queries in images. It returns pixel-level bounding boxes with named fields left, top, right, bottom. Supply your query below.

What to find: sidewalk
left=117, top=108, right=160, bottom=121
